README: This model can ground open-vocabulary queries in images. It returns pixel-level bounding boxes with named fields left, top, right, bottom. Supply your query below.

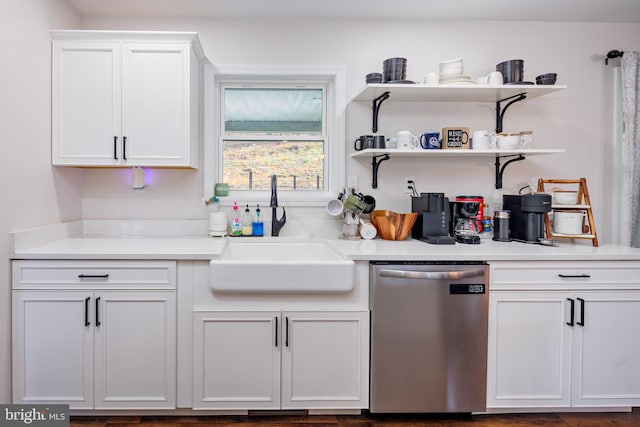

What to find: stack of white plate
left=438, top=58, right=473, bottom=85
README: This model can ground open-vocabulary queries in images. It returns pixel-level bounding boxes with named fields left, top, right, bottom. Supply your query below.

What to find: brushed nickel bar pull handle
left=380, top=268, right=485, bottom=280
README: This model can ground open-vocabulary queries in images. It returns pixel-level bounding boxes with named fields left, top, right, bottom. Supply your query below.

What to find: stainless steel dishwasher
left=369, top=261, right=488, bottom=413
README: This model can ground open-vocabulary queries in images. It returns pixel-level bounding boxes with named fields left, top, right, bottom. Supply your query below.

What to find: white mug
left=396, top=131, right=418, bottom=149
left=488, top=71, right=503, bottom=85
left=326, top=198, right=344, bottom=216
left=495, top=133, right=521, bottom=149
left=359, top=219, right=377, bottom=240
left=476, top=75, right=489, bottom=85
left=472, top=130, right=495, bottom=150
left=424, top=72, right=438, bottom=85
left=519, top=130, right=534, bottom=148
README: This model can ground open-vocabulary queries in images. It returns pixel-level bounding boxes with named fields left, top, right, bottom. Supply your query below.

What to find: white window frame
left=203, top=64, right=345, bottom=206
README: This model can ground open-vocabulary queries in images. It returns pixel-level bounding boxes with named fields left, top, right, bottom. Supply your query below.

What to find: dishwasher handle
left=379, top=267, right=485, bottom=281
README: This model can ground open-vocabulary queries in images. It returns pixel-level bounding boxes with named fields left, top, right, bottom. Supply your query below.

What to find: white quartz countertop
left=11, top=230, right=640, bottom=261
left=12, top=236, right=228, bottom=260
left=329, top=237, right=640, bottom=261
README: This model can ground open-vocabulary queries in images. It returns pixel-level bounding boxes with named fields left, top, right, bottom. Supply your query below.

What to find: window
left=203, top=65, right=345, bottom=206
left=221, top=85, right=326, bottom=191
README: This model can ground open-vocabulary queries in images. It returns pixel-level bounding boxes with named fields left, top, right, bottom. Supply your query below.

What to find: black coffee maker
left=503, top=193, right=552, bottom=243
left=411, top=193, right=455, bottom=244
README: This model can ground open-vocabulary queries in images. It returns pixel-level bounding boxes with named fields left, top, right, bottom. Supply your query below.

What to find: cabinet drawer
left=490, top=261, right=640, bottom=290
left=12, top=260, right=176, bottom=289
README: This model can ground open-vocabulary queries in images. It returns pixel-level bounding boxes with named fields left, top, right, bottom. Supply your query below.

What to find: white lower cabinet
left=12, top=261, right=177, bottom=410
left=571, top=291, right=640, bottom=407
left=13, top=290, right=95, bottom=408
left=487, top=261, right=640, bottom=409
left=192, top=310, right=368, bottom=410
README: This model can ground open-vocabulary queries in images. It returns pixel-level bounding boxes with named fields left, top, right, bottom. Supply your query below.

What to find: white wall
left=79, top=16, right=640, bottom=243
left=0, top=0, right=83, bottom=403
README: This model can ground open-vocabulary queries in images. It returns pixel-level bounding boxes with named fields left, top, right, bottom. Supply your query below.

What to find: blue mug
left=420, top=132, right=440, bottom=149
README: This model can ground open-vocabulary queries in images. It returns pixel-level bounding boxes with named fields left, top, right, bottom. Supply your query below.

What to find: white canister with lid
left=209, top=211, right=228, bottom=236
left=553, top=210, right=584, bottom=235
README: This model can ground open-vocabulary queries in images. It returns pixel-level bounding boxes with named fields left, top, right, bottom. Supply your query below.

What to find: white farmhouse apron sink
left=209, top=240, right=355, bottom=293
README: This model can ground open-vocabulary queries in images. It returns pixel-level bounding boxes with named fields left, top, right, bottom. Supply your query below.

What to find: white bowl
left=553, top=190, right=579, bottom=205
left=439, top=65, right=463, bottom=73
left=439, top=58, right=463, bottom=65
left=439, top=60, right=463, bottom=75
left=440, top=71, right=462, bottom=79
left=496, top=135, right=520, bottom=149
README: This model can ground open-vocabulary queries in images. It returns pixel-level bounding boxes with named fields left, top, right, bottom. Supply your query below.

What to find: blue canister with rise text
left=420, top=131, right=440, bottom=149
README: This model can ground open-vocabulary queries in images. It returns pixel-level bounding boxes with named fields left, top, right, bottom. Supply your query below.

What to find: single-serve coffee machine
left=411, top=193, right=455, bottom=244
left=503, top=193, right=552, bottom=243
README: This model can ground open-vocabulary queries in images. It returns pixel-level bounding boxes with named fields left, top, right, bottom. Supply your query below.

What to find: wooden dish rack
left=537, top=178, right=598, bottom=247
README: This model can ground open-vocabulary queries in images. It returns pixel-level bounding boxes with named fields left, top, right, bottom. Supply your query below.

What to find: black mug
left=372, top=135, right=386, bottom=149
left=354, top=135, right=374, bottom=151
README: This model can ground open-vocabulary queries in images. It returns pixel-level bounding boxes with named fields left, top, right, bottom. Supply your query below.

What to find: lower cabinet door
left=572, top=290, right=640, bottom=407
left=281, top=311, right=369, bottom=409
left=12, top=290, right=94, bottom=409
left=94, top=290, right=176, bottom=409
left=192, top=310, right=281, bottom=410
left=487, top=291, right=572, bottom=408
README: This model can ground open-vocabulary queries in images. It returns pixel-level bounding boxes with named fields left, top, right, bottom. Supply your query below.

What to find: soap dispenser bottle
left=252, top=204, right=264, bottom=236
left=241, top=204, right=253, bottom=236
left=229, top=202, right=242, bottom=236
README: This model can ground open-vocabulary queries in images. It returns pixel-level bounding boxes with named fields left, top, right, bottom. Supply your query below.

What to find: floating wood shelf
left=349, top=83, right=567, bottom=189
left=352, top=149, right=565, bottom=189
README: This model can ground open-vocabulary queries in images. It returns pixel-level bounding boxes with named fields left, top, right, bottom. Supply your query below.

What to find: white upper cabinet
left=51, top=31, right=206, bottom=168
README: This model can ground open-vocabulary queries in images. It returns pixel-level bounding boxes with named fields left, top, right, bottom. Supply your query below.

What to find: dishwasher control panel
left=450, top=283, right=485, bottom=294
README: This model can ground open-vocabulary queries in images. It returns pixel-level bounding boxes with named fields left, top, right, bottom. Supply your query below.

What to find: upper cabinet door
left=51, top=32, right=202, bottom=168
left=121, top=43, right=191, bottom=166
left=52, top=42, right=122, bottom=166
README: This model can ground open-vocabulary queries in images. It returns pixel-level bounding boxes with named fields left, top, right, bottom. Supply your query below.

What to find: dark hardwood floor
left=70, top=408, right=640, bottom=426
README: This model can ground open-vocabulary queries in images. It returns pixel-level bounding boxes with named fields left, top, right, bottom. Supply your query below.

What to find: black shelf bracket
left=495, top=154, right=525, bottom=189
left=496, top=93, right=527, bottom=133
left=371, top=154, right=390, bottom=189
left=372, top=91, right=390, bottom=133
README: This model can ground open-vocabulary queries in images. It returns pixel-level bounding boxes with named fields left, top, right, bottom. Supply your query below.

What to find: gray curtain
left=620, top=52, right=640, bottom=248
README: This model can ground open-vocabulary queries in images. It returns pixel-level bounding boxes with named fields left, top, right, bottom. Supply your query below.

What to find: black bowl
left=535, top=73, right=557, bottom=85
left=536, top=73, right=557, bottom=80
